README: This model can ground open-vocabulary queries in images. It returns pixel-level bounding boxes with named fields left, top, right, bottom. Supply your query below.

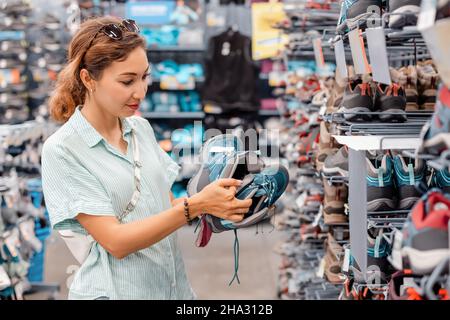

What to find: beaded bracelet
left=183, top=198, right=192, bottom=225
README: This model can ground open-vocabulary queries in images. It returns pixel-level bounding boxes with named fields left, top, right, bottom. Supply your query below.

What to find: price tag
left=348, top=28, right=371, bottom=75
left=417, top=0, right=437, bottom=31
left=313, top=38, right=325, bottom=70
left=389, top=230, right=404, bottom=270
left=334, top=38, right=348, bottom=79
left=342, top=248, right=351, bottom=273
left=366, top=27, right=391, bottom=85
left=316, top=257, right=326, bottom=278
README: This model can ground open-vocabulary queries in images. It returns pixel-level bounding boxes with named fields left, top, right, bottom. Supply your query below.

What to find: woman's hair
left=49, top=16, right=146, bottom=123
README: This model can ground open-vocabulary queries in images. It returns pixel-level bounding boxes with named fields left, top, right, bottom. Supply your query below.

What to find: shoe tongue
left=236, top=174, right=255, bottom=194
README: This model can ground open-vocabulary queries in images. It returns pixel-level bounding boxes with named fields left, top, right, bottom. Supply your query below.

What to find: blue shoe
left=366, top=154, right=397, bottom=211
left=393, top=155, right=426, bottom=210
left=210, top=165, right=290, bottom=232
left=433, top=167, right=450, bottom=195
left=418, top=84, right=450, bottom=155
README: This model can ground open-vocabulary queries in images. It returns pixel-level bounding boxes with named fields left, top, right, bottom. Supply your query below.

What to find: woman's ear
left=80, top=68, right=95, bottom=93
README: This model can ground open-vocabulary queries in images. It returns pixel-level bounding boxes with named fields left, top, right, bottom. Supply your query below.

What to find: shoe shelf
left=333, top=134, right=420, bottom=151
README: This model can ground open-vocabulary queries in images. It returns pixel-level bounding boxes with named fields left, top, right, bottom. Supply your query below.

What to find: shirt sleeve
left=135, top=117, right=180, bottom=188
left=41, top=138, right=116, bottom=233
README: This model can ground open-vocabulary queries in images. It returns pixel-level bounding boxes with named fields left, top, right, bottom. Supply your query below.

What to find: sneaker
left=417, top=84, right=450, bottom=155
left=433, top=167, right=450, bottom=194
left=367, top=228, right=392, bottom=276
left=366, top=154, right=397, bottom=211
left=393, top=190, right=450, bottom=275
left=417, top=61, right=439, bottom=110
left=338, top=0, right=383, bottom=30
left=388, top=270, right=424, bottom=300
left=393, top=154, right=426, bottom=210
left=212, top=165, right=289, bottom=231
left=392, top=66, right=419, bottom=111
left=338, top=79, right=374, bottom=121
left=374, top=82, right=407, bottom=122
left=388, top=0, right=422, bottom=29
left=323, top=177, right=348, bottom=224
left=322, top=146, right=349, bottom=177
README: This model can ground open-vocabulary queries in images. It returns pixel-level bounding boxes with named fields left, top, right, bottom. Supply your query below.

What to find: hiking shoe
left=322, top=146, right=349, bottom=177
left=417, top=61, right=439, bottom=110
left=338, top=79, right=374, bottom=121
left=388, top=270, right=424, bottom=300
left=417, top=84, right=450, bottom=155
left=366, top=154, right=397, bottom=211
left=432, top=167, right=450, bottom=194
left=393, top=190, right=450, bottom=274
left=367, top=228, right=392, bottom=276
left=388, top=0, right=422, bottom=29
left=374, top=82, right=407, bottom=122
left=323, top=177, right=348, bottom=224
left=210, top=165, right=289, bottom=232
left=392, top=66, right=419, bottom=111
left=316, top=147, right=338, bottom=172
left=393, top=154, right=426, bottom=210
left=338, top=0, right=383, bottom=30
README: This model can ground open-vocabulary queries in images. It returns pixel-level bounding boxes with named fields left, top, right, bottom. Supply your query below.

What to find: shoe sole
left=322, top=166, right=348, bottom=177
left=401, top=246, right=450, bottom=275
left=338, top=106, right=372, bottom=122
left=398, top=196, right=420, bottom=210
left=388, top=5, right=421, bottom=29
left=323, top=213, right=348, bottom=225
left=367, top=198, right=397, bottom=212
left=378, top=108, right=407, bottom=122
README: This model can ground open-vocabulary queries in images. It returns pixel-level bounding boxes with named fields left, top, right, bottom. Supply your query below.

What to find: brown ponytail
left=49, top=16, right=146, bottom=123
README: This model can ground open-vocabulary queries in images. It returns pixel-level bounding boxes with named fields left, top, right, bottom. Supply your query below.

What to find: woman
left=41, top=16, right=252, bottom=300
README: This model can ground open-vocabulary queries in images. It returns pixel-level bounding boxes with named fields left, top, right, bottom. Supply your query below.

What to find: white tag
left=418, top=0, right=437, bottom=31
left=319, top=106, right=327, bottom=116
left=0, top=265, right=12, bottom=291
left=312, top=206, right=323, bottom=227
left=348, top=28, right=371, bottom=75
left=334, top=39, right=348, bottom=79
left=390, top=230, right=404, bottom=270
left=342, top=248, right=351, bottom=272
left=209, top=146, right=235, bottom=153
left=366, top=27, right=391, bottom=85
left=313, top=38, right=325, bottom=69
left=316, top=257, right=326, bottom=278
left=288, top=278, right=297, bottom=294
left=295, top=192, right=307, bottom=209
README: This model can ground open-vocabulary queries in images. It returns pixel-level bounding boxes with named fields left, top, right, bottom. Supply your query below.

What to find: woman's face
left=93, top=47, right=150, bottom=118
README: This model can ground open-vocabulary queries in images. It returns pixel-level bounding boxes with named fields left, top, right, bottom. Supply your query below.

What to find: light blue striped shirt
left=41, top=106, right=196, bottom=300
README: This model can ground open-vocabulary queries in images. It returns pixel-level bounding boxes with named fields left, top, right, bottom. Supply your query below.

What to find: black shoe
left=393, top=154, right=426, bottom=210
left=374, top=83, right=407, bottom=122
left=338, top=79, right=374, bottom=122
left=388, top=0, right=422, bottom=29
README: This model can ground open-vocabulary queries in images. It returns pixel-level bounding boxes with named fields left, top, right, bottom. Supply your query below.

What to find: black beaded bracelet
left=183, top=198, right=192, bottom=225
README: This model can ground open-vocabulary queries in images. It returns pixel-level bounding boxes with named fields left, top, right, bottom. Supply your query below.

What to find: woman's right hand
left=189, top=178, right=253, bottom=222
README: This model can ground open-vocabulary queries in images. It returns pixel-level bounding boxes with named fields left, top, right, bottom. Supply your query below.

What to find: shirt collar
left=70, top=105, right=133, bottom=148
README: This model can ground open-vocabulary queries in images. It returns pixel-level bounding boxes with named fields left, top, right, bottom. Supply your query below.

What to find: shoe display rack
left=271, top=0, right=450, bottom=300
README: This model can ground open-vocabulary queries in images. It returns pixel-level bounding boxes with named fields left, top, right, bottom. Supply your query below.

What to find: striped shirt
left=41, top=106, right=196, bottom=300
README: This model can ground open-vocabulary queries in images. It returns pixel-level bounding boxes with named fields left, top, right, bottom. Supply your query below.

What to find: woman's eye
left=121, top=80, right=133, bottom=86
left=143, top=73, right=150, bottom=80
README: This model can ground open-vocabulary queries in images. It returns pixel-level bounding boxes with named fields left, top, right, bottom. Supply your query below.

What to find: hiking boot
left=432, top=167, right=450, bottom=194
left=388, top=270, right=424, bottom=300
left=366, top=153, right=397, bottom=211
left=388, top=0, right=422, bottom=29
left=393, top=154, right=426, bottom=210
left=323, top=177, right=348, bottom=224
left=338, top=79, right=374, bottom=121
left=374, top=82, right=407, bottom=122
left=323, top=146, right=349, bottom=177
left=392, top=66, right=419, bottom=111
left=392, top=190, right=450, bottom=274
left=417, top=61, right=440, bottom=110
left=417, top=84, right=450, bottom=155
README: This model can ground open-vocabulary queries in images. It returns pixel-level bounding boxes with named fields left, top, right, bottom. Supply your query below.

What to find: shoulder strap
left=117, top=128, right=141, bottom=222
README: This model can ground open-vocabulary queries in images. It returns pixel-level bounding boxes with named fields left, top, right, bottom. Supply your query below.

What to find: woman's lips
left=127, top=104, right=139, bottom=111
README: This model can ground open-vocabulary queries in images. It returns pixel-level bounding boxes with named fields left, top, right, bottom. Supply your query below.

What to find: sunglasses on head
left=80, top=19, right=140, bottom=67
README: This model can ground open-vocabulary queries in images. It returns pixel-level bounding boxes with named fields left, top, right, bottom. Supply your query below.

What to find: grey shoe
left=322, top=147, right=349, bottom=177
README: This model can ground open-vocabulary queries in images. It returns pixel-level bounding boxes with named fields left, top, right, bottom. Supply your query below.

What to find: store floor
left=26, top=222, right=283, bottom=300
